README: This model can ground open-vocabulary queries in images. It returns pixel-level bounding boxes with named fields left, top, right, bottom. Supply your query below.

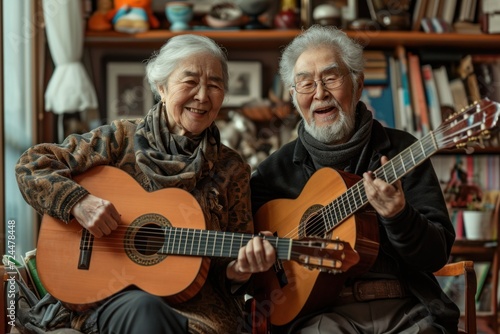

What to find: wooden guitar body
left=254, top=168, right=379, bottom=326
left=37, top=166, right=209, bottom=309
left=37, top=166, right=359, bottom=311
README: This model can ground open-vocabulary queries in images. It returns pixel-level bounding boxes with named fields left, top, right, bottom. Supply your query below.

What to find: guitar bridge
left=272, top=232, right=288, bottom=288
left=78, top=229, right=94, bottom=270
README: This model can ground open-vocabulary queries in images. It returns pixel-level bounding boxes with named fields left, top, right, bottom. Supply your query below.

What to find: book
left=389, top=56, right=406, bottom=131
left=395, top=45, right=415, bottom=135
left=364, top=67, right=388, bottom=85
left=483, top=0, right=500, bottom=13
left=24, top=249, right=48, bottom=299
left=481, top=13, right=500, bottom=34
left=432, top=66, right=455, bottom=119
left=407, top=52, right=430, bottom=137
left=453, top=21, right=482, bottom=34
left=449, top=78, right=469, bottom=112
left=475, top=262, right=491, bottom=301
left=363, top=51, right=388, bottom=85
left=361, top=85, right=395, bottom=128
left=440, top=0, right=457, bottom=24
left=457, top=55, right=481, bottom=103
left=421, top=64, right=442, bottom=130
left=364, top=50, right=388, bottom=67
left=425, top=0, right=440, bottom=18
left=455, top=209, right=465, bottom=239
left=412, top=0, right=429, bottom=31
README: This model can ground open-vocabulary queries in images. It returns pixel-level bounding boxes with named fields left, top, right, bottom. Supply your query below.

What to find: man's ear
left=355, top=72, right=364, bottom=100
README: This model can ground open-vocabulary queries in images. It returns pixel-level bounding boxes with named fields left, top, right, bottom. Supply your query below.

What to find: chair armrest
left=434, top=261, right=477, bottom=334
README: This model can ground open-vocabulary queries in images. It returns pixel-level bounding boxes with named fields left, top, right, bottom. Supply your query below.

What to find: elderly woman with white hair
left=16, top=34, right=276, bottom=334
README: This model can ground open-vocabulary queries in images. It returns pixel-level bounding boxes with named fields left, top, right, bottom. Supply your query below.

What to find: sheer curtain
left=3, top=1, right=38, bottom=258
left=43, top=0, right=98, bottom=141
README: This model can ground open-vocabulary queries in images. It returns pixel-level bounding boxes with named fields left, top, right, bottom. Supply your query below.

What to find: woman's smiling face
left=159, top=53, right=225, bottom=137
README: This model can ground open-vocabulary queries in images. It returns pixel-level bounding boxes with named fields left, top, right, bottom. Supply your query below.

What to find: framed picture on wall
left=224, top=61, right=262, bottom=107
left=106, top=62, right=154, bottom=122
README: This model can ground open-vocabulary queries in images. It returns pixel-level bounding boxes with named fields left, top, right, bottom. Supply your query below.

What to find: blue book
left=361, top=85, right=395, bottom=129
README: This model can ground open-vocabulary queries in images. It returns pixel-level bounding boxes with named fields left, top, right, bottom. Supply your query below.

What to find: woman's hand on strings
left=71, top=194, right=121, bottom=238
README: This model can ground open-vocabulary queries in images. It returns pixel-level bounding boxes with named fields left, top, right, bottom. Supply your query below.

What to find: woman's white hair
left=145, top=34, right=229, bottom=100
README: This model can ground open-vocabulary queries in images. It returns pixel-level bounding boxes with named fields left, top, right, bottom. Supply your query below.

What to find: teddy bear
left=106, top=0, right=160, bottom=34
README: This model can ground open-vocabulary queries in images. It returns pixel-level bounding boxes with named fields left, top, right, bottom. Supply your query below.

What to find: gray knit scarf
left=134, top=102, right=220, bottom=191
left=299, top=102, right=373, bottom=171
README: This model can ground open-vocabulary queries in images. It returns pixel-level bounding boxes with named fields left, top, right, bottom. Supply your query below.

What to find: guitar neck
left=324, top=132, right=439, bottom=230
left=160, top=227, right=292, bottom=260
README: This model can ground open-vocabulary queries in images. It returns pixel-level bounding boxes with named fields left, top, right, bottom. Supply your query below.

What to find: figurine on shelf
left=204, top=3, right=244, bottom=29
left=443, top=160, right=483, bottom=209
left=87, top=0, right=114, bottom=31
left=235, top=0, right=272, bottom=29
left=313, top=3, right=341, bottom=27
left=274, top=0, right=298, bottom=29
left=106, top=0, right=159, bottom=34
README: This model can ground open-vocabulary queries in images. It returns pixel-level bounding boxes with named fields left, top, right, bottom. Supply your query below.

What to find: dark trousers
left=286, top=297, right=444, bottom=334
left=97, top=290, right=188, bottom=334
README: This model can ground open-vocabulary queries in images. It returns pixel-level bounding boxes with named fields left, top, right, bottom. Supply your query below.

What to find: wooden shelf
left=85, top=29, right=500, bottom=50
left=452, top=239, right=498, bottom=261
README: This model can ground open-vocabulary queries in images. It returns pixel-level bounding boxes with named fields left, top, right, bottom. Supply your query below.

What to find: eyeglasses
left=292, top=73, right=349, bottom=94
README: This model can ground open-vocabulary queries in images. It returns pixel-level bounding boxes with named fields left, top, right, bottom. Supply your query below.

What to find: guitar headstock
left=436, top=98, right=500, bottom=152
left=290, top=238, right=359, bottom=274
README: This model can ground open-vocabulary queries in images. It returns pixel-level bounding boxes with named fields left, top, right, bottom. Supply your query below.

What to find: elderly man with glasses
left=250, top=25, right=459, bottom=334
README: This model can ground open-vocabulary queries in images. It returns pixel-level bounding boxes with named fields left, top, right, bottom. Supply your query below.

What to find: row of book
left=361, top=48, right=500, bottom=143
left=3, top=250, right=47, bottom=300
left=411, top=0, right=500, bottom=34
left=431, top=155, right=500, bottom=193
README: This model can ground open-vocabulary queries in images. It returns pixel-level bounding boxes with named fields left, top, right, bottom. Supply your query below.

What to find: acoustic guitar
left=36, top=165, right=359, bottom=310
left=253, top=99, right=500, bottom=326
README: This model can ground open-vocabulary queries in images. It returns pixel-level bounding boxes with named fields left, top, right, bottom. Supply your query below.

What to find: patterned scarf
left=299, top=102, right=373, bottom=171
left=134, top=102, right=220, bottom=191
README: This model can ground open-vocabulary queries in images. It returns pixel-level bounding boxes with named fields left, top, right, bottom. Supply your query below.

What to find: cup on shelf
left=463, top=210, right=494, bottom=240
left=166, top=2, right=194, bottom=31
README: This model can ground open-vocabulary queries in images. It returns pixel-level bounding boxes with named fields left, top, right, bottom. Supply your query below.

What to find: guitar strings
left=280, top=108, right=496, bottom=240
left=59, top=107, right=497, bottom=254
left=64, top=225, right=340, bottom=264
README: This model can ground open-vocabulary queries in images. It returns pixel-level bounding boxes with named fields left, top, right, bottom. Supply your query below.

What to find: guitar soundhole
left=299, top=204, right=326, bottom=238
left=125, top=213, right=170, bottom=266
left=134, top=223, right=164, bottom=256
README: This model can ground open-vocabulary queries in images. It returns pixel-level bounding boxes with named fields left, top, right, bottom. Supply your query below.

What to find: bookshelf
left=84, top=29, right=500, bottom=144
left=83, top=29, right=500, bottom=331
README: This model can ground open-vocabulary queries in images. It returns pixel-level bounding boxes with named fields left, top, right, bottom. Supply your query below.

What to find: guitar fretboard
left=159, top=227, right=293, bottom=260
left=322, top=132, right=439, bottom=232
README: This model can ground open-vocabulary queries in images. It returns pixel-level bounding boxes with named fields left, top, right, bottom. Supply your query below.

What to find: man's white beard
left=294, top=97, right=357, bottom=144
left=304, top=110, right=354, bottom=144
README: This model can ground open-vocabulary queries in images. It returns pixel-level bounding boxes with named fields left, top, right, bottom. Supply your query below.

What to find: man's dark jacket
left=250, top=117, right=460, bottom=333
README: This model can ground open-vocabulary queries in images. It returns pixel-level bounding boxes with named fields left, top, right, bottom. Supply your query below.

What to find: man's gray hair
left=279, top=25, right=365, bottom=90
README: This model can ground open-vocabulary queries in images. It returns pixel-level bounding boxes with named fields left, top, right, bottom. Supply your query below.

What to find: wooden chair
left=433, top=261, right=477, bottom=334
left=247, top=260, right=478, bottom=334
